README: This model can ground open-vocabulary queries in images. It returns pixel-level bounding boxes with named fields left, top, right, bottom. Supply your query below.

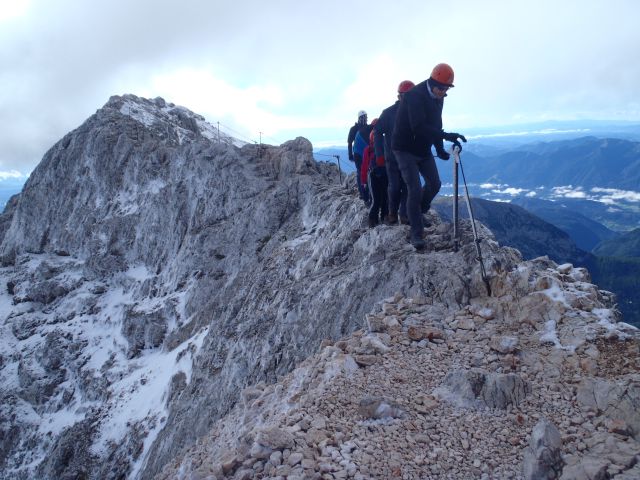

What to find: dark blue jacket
left=348, top=119, right=369, bottom=160
left=391, top=79, right=445, bottom=157
left=373, top=101, right=398, bottom=161
left=353, top=124, right=373, bottom=158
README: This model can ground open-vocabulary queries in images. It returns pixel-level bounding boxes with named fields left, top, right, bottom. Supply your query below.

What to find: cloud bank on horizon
left=1, top=0, right=640, bottom=174
left=473, top=183, right=640, bottom=208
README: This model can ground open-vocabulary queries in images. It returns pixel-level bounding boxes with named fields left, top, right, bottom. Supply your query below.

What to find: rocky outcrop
left=576, top=377, right=640, bottom=442
left=157, top=260, right=639, bottom=480
left=433, top=369, right=531, bottom=410
left=522, top=419, right=564, bottom=480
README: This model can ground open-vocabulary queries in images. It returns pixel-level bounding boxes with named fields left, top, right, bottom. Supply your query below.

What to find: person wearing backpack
left=347, top=111, right=370, bottom=204
left=391, top=63, right=467, bottom=249
left=373, top=80, right=414, bottom=225
left=363, top=129, right=388, bottom=227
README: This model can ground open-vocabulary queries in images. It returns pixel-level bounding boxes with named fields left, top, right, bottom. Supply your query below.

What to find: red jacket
left=361, top=145, right=375, bottom=185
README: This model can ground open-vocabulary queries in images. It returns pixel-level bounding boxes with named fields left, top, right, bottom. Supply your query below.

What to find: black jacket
left=391, top=80, right=445, bottom=157
left=347, top=122, right=359, bottom=160
left=348, top=120, right=372, bottom=160
left=373, top=101, right=398, bottom=160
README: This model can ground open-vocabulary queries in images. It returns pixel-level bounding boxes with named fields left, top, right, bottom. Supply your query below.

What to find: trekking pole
left=333, top=154, right=343, bottom=184
left=453, top=146, right=492, bottom=297
left=452, top=147, right=460, bottom=252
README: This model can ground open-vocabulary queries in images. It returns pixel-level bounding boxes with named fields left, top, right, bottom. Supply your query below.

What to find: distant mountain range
left=593, top=228, right=640, bottom=257
left=459, top=136, right=640, bottom=191
left=511, top=197, right=619, bottom=251
left=432, top=197, right=594, bottom=267
left=0, top=177, right=27, bottom=210
left=316, top=133, right=640, bottom=189
left=462, top=119, right=640, bottom=144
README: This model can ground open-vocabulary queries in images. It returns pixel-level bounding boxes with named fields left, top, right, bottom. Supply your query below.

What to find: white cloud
left=551, top=186, right=588, bottom=199
left=591, top=187, right=640, bottom=203
left=339, top=54, right=403, bottom=120
left=491, top=187, right=528, bottom=196
left=547, top=186, right=640, bottom=206
left=2, top=0, right=640, bottom=171
left=0, top=170, right=27, bottom=180
left=142, top=68, right=290, bottom=141
left=467, top=128, right=591, bottom=140
left=0, top=0, right=31, bottom=22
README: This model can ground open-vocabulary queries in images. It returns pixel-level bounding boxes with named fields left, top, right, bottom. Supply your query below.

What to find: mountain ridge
left=0, top=95, right=638, bottom=480
left=0, top=94, right=505, bottom=479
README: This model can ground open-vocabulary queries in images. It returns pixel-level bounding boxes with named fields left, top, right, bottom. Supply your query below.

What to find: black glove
left=435, top=147, right=450, bottom=160
left=442, top=131, right=467, bottom=144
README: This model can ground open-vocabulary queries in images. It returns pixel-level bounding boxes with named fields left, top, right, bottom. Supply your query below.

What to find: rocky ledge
left=157, top=258, right=639, bottom=480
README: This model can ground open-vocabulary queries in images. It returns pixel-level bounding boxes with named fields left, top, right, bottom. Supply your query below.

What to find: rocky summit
left=158, top=260, right=639, bottom=480
left=0, top=95, right=638, bottom=480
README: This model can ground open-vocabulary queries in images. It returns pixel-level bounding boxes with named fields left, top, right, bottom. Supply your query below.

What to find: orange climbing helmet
left=397, top=80, right=415, bottom=94
left=430, top=63, right=455, bottom=87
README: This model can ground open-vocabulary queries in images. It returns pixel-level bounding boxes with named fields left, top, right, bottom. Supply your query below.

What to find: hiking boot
left=368, top=217, right=377, bottom=228
left=410, top=232, right=426, bottom=250
left=385, top=213, right=398, bottom=225
left=399, top=215, right=410, bottom=225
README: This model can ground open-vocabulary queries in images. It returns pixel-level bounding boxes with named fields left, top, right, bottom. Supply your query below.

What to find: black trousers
left=353, top=154, right=369, bottom=202
left=368, top=168, right=389, bottom=223
left=393, top=150, right=441, bottom=237
left=385, top=151, right=407, bottom=218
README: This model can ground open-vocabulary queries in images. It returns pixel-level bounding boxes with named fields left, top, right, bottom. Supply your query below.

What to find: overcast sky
left=2, top=0, right=639, bottom=176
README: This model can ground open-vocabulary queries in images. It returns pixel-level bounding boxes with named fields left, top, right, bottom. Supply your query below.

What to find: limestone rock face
left=0, top=95, right=516, bottom=480
left=576, top=377, right=640, bottom=441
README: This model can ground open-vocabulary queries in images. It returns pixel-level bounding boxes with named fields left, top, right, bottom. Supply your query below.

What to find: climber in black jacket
left=391, top=63, right=467, bottom=249
left=373, top=80, right=415, bottom=225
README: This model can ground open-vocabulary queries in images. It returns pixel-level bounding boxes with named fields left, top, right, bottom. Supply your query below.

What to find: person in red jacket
left=363, top=128, right=388, bottom=227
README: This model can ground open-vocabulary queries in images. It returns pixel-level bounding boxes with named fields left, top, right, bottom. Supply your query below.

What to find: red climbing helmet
left=430, top=63, right=455, bottom=87
left=397, top=80, right=415, bottom=94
